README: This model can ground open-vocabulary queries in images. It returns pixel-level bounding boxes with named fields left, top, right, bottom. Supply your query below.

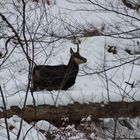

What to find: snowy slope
left=0, top=0, right=140, bottom=107
left=0, top=0, right=140, bottom=139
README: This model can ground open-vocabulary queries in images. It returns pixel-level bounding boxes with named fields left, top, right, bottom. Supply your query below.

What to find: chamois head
left=70, top=45, right=87, bottom=65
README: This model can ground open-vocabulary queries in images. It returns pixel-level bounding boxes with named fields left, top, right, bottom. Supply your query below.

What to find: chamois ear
left=70, top=48, right=74, bottom=55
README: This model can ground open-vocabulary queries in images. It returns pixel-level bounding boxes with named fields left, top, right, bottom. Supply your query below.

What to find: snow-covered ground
left=1, top=115, right=140, bottom=140
left=1, top=36, right=140, bottom=107
left=0, top=0, right=140, bottom=107
left=0, top=0, right=140, bottom=139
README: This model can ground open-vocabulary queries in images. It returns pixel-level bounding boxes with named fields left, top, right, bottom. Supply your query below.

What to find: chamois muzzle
left=72, top=53, right=87, bottom=64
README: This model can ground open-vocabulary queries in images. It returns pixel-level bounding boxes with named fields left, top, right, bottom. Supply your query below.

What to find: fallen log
left=0, top=101, right=140, bottom=123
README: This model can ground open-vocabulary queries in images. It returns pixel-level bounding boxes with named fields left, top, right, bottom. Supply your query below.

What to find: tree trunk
left=0, top=101, right=140, bottom=123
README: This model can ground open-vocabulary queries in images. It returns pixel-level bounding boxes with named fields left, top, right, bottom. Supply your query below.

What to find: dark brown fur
left=32, top=47, right=87, bottom=91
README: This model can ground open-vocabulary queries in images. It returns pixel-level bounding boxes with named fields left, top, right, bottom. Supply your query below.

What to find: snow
left=0, top=0, right=140, bottom=139
left=1, top=36, right=140, bottom=107
left=90, top=133, right=95, bottom=140
left=0, top=115, right=46, bottom=140
left=0, top=0, right=140, bottom=106
left=1, top=115, right=140, bottom=140
left=36, top=120, right=57, bottom=131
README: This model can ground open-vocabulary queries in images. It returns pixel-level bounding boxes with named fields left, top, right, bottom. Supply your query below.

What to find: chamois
left=32, top=45, right=87, bottom=91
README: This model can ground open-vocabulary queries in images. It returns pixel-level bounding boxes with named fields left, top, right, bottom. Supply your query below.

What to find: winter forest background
left=1, top=0, right=140, bottom=139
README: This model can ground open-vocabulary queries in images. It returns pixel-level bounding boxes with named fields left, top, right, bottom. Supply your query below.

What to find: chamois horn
left=76, top=43, right=79, bottom=52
